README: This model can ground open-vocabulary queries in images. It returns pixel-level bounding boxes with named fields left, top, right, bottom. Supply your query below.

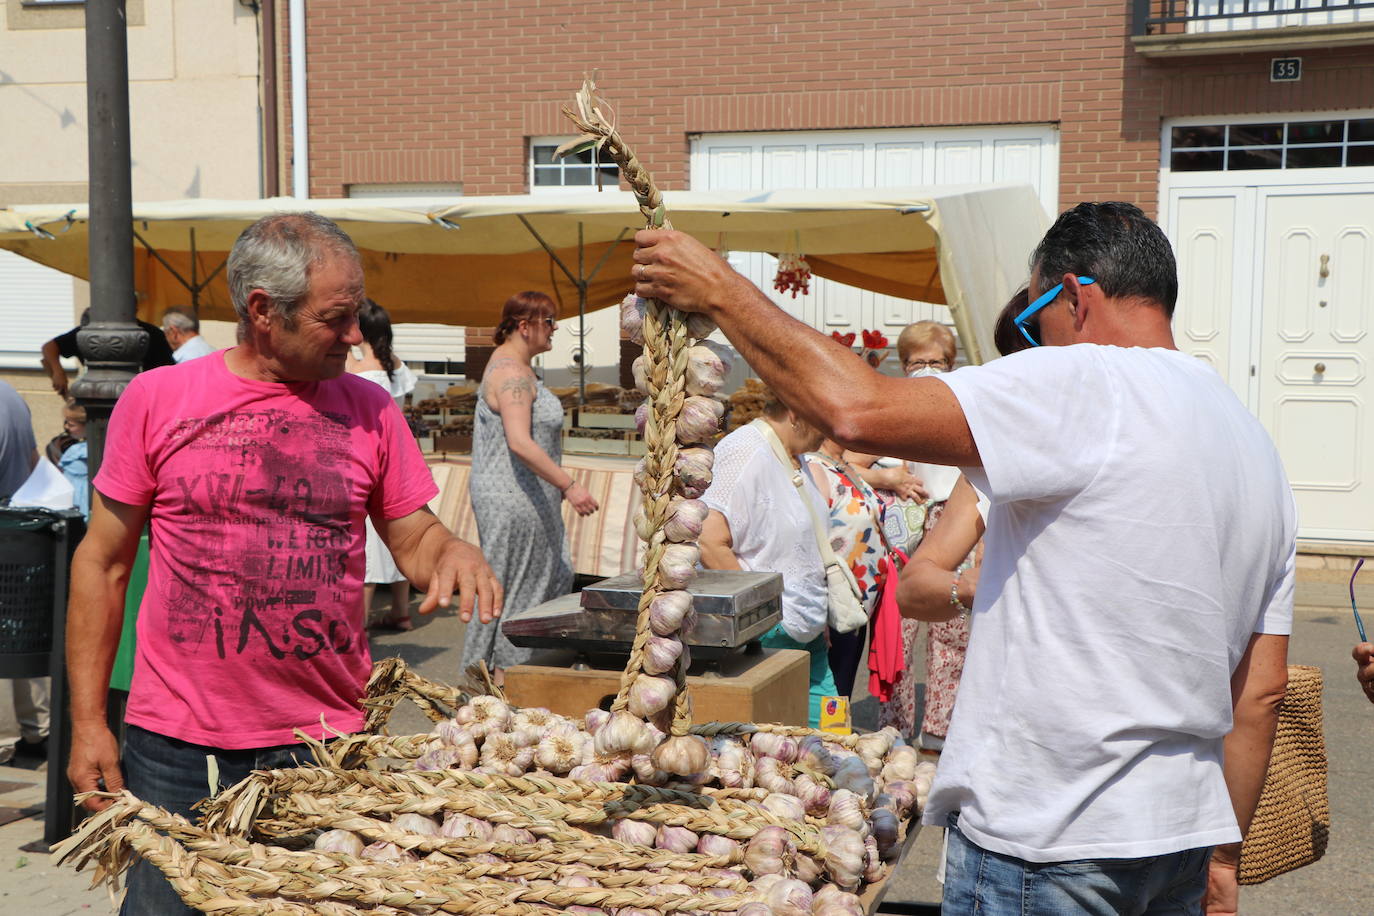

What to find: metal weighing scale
left=501, top=569, right=783, bottom=667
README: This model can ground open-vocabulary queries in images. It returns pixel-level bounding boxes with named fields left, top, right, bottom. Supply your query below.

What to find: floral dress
left=805, top=453, right=886, bottom=614
left=876, top=497, right=974, bottom=743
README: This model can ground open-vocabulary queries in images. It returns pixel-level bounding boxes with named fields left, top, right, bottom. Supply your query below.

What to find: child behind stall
left=58, top=399, right=89, bottom=518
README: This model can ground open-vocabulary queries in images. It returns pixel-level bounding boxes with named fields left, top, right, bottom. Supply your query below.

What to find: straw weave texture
left=1237, top=665, right=1329, bottom=885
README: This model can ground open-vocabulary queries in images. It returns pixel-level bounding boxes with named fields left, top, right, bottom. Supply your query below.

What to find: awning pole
left=577, top=222, right=586, bottom=405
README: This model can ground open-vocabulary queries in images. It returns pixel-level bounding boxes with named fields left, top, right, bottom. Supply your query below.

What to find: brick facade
left=284, top=1, right=1374, bottom=214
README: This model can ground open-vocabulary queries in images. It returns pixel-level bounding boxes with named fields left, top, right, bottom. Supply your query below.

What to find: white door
left=1257, top=188, right=1374, bottom=541
left=691, top=126, right=1058, bottom=348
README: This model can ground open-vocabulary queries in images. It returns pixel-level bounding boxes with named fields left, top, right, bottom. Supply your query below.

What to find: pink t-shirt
left=95, top=351, right=437, bottom=748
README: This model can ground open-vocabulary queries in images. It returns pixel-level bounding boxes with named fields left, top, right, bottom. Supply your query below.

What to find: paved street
left=0, top=583, right=1370, bottom=913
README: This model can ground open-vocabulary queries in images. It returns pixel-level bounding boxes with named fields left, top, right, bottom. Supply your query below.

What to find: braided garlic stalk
left=558, top=79, right=725, bottom=776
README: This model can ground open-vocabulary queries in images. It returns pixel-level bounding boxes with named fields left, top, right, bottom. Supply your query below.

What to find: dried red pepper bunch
left=773, top=252, right=812, bottom=298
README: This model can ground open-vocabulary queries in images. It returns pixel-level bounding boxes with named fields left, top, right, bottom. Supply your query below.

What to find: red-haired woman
left=460, top=292, right=598, bottom=684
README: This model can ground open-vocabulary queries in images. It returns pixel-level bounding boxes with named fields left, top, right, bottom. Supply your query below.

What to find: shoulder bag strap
left=750, top=418, right=842, bottom=569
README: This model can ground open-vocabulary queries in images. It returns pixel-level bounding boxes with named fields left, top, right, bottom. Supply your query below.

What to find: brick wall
left=285, top=1, right=1374, bottom=217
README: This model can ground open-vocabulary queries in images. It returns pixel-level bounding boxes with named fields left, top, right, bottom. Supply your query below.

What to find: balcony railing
left=1133, top=0, right=1374, bottom=36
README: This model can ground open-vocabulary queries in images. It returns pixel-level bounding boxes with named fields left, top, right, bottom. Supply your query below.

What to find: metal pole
left=577, top=222, right=586, bottom=405
left=75, top=0, right=145, bottom=473
left=50, top=0, right=145, bottom=849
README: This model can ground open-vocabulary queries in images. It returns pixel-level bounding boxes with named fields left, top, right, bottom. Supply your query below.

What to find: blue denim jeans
left=758, top=623, right=838, bottom=728
left=120, top=725, right=322, bottom=916
left=943, top=813, right=1212, bottom=916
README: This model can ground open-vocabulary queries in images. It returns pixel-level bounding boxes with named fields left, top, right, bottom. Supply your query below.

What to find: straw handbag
left=1237, top=665, right=1330, bottom=885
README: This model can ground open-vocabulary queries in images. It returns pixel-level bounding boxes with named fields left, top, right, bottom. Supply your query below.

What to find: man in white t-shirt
left=161, top=306, right=214, bottom=362
left=631, top=202, right=1293, bottom=916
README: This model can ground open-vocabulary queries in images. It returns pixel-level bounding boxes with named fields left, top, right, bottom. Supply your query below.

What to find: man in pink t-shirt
left=64, top=213, right=502, bottom=916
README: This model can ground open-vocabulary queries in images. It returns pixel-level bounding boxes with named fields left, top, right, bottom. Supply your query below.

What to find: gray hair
left=161, top=306, right=198, bottom=334
left=227, top=212, right=359, bottom=327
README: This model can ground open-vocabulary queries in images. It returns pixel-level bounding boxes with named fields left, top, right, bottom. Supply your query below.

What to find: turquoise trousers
left=758, top=623, right=839, bottom=728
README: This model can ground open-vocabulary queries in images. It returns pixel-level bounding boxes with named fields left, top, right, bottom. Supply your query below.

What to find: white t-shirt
left=701, top=424, right=829, bottom=643
left=172, top=334, right=214, bottom=363
left=925, top=344, right=1296, bottom=862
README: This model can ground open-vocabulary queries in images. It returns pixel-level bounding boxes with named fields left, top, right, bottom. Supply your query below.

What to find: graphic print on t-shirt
left=159, top=406, right=361, bottom=663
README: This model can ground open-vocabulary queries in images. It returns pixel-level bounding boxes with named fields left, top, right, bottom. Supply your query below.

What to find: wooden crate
left=503, top=648, right=810, bottom=726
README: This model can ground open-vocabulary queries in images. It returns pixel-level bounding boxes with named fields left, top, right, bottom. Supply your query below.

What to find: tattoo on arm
left=497, top=375, right=536, bottom=404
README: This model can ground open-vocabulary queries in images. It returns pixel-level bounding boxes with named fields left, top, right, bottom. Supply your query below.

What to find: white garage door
left=690, top=126, right=1058, bottom=339
left=0, top=249, right=77, bottom=370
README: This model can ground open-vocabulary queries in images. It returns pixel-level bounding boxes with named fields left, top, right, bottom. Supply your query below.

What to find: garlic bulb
left=685, top=311, right=717, bottom=341
left=535, top=728, right=585, bottom=775
left=709, top=736, right=755, bottom=789
left=697, top=833, right=741, bottom=857
left=862, top=834, right=887, bottom=884
left=490, top=824, right=535, bottom=845
left=393, top=813, right=441, bottom=837
left=855, top=732, right=894, bottom=774
left=651, top=734, right=710, bottom=778
left=879, top=745, right=918, bottom=783
left=820, top=825, right=866, bottom=891
left=753, top=757, right=795, bottom=796
left=812, top=885, right=865, bottom=916
left=831, top=756, right=876, bottom=802
left=569, top=760, right=631, bottom=782
left=663, top=498, right=709, bottom=543
left=797, top=736, right=840, bottom=777
left=361, top=841, right=418, bottom=864
left=413, top=746, right=462, bottom=772
left=677, top=396, right=725, bottom=444
left=868, top=808, right=900, bottom=861
left=479, top=731, right=535, bottom=776
left=611, top=817, right=660, bottom=848
left=642, top=635, right=684, bottom=675
left=593, top=710, right=656, bottom=758
left=627, top=673, right=677, bottom=718
left=454, top=695, right=512, bottom=739
left=736, top=904, right=773, bottom=916
left=313, top=829, right=364, bottom=857
left=632, top=354, right=650, bottom=395
left=879, top=780, right=917, bottom=818
left=655, top=824, right=699, bottom=854
left=792, top=773, right=832, bottom=817
left=441, top=812, right=492, bottom=841
left=826, top=789, right=868, bottom=835
left=620, top=293, right=646, bottom=345
left=761, top=876, right=813, bottom=916
left=792, top=852, right=823, bottom=884
left=750, top=732, right=799, bottom=764
left=631, top=753, right=670, bottom=785
left=648, top=590, right=694, bottom=636
left=674, top=447, right=715, bottom=499
left=685, top=342, right=731, bottom=397
left=744, top=825, right=796, bottom=876
left=657, top=543, right=701, bottom=590
left=761, top=793, right=807, bottom=822
left=634, top=401, right=650, bottom=436
left=584, top=708, right=611, bottom=734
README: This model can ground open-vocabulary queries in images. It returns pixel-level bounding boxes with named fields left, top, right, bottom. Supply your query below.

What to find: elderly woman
left=699, top=389, right=835, bottom=727
left=844, top=319, right=964, bottom=744
left=461, top=291, right=598, bottom=684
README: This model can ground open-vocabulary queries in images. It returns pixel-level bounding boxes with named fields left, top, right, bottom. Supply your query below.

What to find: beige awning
left=0, top=185, right=1047, bottom=364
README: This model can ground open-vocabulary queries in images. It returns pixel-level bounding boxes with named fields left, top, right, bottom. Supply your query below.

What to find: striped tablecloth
left=426, top=454, right=641, bottom=578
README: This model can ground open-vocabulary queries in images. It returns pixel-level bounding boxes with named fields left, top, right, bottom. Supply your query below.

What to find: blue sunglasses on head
left=1014, top=276, right=1095, bottom=347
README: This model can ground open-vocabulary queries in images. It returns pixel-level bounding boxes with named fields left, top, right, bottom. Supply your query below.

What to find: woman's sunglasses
left=1014, top=276, right=1095, bottom=347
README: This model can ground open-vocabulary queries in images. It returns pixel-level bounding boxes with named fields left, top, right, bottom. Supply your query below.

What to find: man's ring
left=637, top=265, right=647, bottom=280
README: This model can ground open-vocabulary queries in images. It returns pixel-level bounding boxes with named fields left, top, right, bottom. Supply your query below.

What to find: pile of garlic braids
left=300, top=701, right=936, bottom=913
left=559, top=75, right=727, bottom=776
